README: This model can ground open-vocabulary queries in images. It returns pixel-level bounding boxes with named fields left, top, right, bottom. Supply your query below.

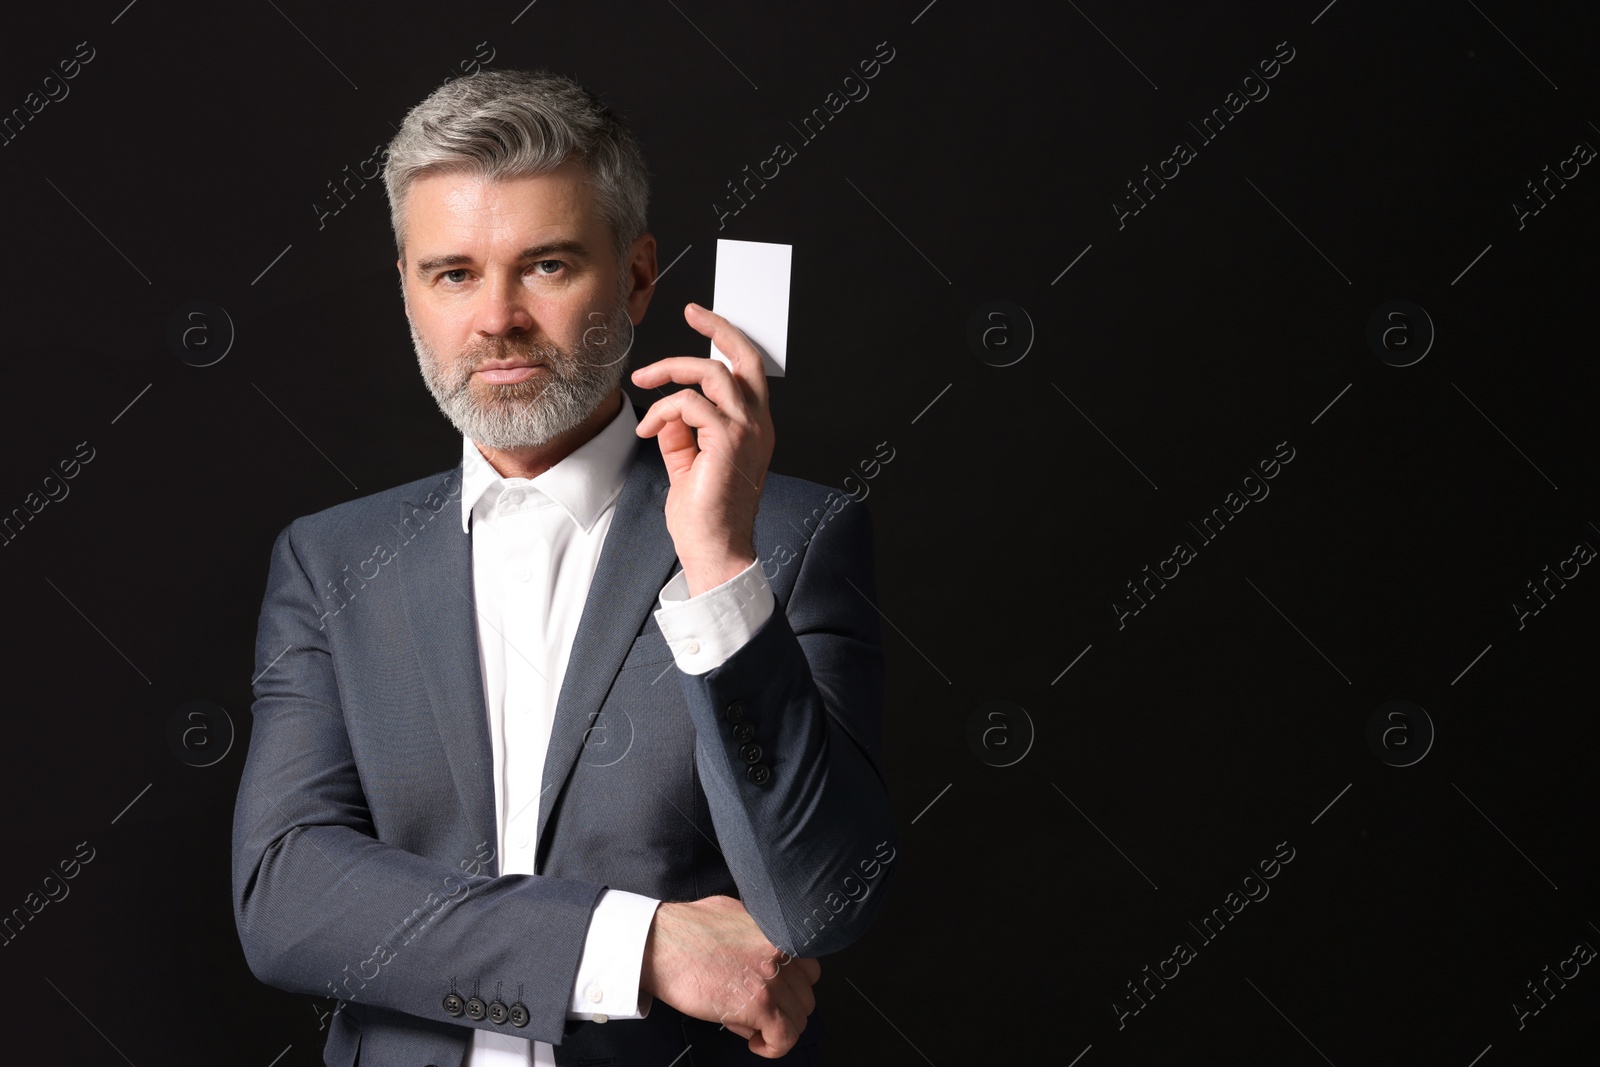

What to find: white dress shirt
left=460, top=394, right=775, bottom=1065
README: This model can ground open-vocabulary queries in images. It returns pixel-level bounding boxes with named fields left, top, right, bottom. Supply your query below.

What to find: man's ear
left=626, top=232, right=658, bottom=325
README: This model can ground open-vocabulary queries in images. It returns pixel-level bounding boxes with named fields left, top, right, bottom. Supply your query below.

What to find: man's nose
left=474, top=272, right=534, bottom=336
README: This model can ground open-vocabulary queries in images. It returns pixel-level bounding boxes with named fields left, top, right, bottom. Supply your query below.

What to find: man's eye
left=441, top=269, right=469, bottom=284
left=533, top=260, right=563, bottom=275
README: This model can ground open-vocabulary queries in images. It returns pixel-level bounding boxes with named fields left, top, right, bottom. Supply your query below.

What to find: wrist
left=681, top=555, right=757, bottom=598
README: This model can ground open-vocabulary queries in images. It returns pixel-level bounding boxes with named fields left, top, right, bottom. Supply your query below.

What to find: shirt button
left=593, top=1013, right=609, bottom=1024
left=683, top=639, right=701, bottom=656
left=586, top=987, right=604, bottom=1003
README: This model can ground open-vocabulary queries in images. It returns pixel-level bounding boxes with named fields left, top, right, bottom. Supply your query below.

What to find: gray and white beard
left=410, top=296, right=635, bottom=451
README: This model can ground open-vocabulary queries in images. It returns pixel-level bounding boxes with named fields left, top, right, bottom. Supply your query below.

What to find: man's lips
left=472, top=359, right=545, bottom=385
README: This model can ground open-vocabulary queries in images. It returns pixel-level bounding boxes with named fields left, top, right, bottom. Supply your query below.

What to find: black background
left=2, top=1, right=1596, bottom=1063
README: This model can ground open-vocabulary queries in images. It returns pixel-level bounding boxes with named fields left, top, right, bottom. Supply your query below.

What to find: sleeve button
left=508, top=1002, right=530, bottom=1027
left=732, top=721, right=755, bottom=742
left=739, top=742, right=763, bottom=764
left=465, top=997, right=487, bottom=1021
left=724, top=700, right=747, bottom=724
left=488, top=1000, right=508, bottom=1024
left=746, top=763, right=771, bottom=785
left=442, top=993, right=464, bottom=1017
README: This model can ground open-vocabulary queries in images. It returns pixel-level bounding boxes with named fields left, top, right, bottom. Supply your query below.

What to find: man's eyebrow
left=413, top=240, right=592, bottom=278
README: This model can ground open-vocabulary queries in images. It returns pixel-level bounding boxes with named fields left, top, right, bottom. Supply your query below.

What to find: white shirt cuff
left=567, top=889, right=660, bottom=1021
left=654, top=560, right=776, bottom=675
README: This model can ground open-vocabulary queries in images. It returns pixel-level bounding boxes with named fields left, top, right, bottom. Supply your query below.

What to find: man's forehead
left=405, top=166, right=600, bottom=257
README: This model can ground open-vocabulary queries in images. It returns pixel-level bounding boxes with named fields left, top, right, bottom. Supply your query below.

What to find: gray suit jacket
left=232, top=414, right=898, bottom=1066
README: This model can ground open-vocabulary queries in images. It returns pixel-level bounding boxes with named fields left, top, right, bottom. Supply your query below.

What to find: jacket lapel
left=536, top=433, right=679, bottom=858
left=397, top=470, right=500, bottom=872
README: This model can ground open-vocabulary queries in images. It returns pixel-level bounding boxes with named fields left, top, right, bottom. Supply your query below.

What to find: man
left=231, top=68, right=898, bottom=1067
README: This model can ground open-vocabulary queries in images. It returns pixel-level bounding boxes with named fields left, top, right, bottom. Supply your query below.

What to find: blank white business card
left=709, top=239, right=790, bottom=377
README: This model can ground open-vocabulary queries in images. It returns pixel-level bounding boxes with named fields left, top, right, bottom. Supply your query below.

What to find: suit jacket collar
left=398, top=405, right=678, bottom=877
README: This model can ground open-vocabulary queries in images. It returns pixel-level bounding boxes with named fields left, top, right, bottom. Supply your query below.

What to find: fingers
left=629, top=302, right=768, bottom=416
left=635, top=383, right=720, bottom=439
left=683, top=301, right=770, bottom=408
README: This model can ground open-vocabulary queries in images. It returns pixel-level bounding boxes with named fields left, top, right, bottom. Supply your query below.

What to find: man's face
left=397, top=162, right=648, bottom=451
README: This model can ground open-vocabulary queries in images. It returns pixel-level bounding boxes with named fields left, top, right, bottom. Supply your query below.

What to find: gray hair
left=383, top=68, right=650, bottom=269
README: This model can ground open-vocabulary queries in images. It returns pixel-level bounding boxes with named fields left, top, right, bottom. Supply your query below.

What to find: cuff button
left=442, top=993, right=464, bottom=1017
left=508, top=1002, right=530, bottom=1027
left=465, top=996, right=487, bottom=1021
left=739, top=742, right=763, bottom=764
left=724, top=700, right=748, bottom=724
left=732, top=721, right=755, bottom=742
left=747, top=763, right=771, bottom=785
left=488, top=1000, right=508, bottom=1025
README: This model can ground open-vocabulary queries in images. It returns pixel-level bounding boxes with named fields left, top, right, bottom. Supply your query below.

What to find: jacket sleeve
left=231, top=520, right=605, bottom=1047
left=667, top=497, right=900, bottom=957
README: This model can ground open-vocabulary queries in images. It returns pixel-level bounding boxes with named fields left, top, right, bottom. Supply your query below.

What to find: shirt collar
left=459, top=395, right=638, bottom=534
